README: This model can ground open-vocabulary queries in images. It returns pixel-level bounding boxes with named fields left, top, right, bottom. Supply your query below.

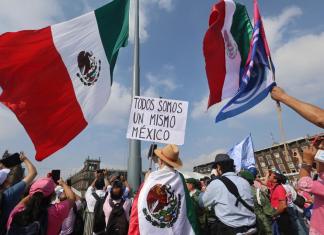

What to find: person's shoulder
left=3, top=180, right=26, bottom=196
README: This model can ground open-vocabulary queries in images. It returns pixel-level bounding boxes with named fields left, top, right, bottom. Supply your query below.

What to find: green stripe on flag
left=179, top=173, right=201, bottom=235
left=231, top=2, right=253, bottom=68
left=95, top=0, right=130, bottom=80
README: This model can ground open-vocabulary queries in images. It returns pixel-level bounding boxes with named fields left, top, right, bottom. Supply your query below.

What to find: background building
left=68, top=157, right=127, bottom=197
left=193, top=133, right=323, bottom=182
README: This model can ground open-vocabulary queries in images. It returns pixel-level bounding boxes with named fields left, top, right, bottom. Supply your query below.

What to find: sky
left=0, top=0, right=323, bottom=178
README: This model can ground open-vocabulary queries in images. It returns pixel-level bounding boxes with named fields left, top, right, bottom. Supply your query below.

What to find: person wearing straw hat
left=128, top=144, right=200, bottom=235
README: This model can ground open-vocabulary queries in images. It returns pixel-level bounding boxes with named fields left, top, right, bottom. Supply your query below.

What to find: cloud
left=94, top=82, right=132, bottom=127
left=182, top=148, right=225, bottom=171
left=129, top=0, right=175, bottom=43
left=263, top=6, right=302, bottom=50
left=142, top=65, right=179, bottom=97
left=0, top=0, right=63, bottom=33
left=0, top=105, right=23, bottom=140
left=191, top=95, right=227, bottom=119
left=273, top=33, right=324, bottom=99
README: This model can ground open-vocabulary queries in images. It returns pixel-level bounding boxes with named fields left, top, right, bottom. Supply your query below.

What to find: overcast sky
left=0, top=0, right=323, bottom=178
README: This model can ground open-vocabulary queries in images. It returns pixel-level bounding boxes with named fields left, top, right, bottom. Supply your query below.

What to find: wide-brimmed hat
left=154, top=144, right=183, bottom=169
left=30, top=177, right=56, bottom=197
left=212, top=153, right=233, bottom=168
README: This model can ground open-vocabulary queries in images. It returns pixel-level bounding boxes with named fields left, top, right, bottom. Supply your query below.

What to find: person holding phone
left=0, top=152, right=37, bottom=235
left=297, top=138, right=324, bottom=235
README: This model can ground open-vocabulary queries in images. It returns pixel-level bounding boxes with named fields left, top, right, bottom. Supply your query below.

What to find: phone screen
left=51, top=170, right=60, bottom=183
left=315, top=150, right=324, bottom=163
left=0, top=153, right=22, bottom=168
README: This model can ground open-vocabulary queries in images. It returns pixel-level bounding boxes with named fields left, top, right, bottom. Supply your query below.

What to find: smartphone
left=147, top=144, right=157, bottom=158
left=51, top=170, right=60, bottom=184
left=315, top=150, right=324, bottom=163
left=66, top=179, right=72, bottom=187
left=0, top=153, right=22, bottom=168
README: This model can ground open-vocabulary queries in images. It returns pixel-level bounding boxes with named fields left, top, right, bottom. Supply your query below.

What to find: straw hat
left=154, top=144, right=183, bottom=169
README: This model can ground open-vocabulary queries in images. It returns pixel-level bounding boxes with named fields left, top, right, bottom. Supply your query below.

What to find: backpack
left=71, top=203, right=84, bottom=235
left=293, top=194, right=306, bottom=209
left=92, top=192, right=108, bottom=235
left=218, top=176, right=255, bottom=213
left=106, top=198, right=128, bottom=235
left=7, top=210, right=48, bottom=235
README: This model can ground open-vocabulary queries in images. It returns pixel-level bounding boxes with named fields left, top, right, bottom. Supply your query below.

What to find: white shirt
left=85, top=186, right=106, bottom=212
left=199, top=172, right=256, bottom=228
left=283, top=184, right=297, bottom=207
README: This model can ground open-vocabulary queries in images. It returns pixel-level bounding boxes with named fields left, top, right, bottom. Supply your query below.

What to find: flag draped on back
left=203, top=0, right=253, bottom=108
left=227, top=134, right=255, bottom=172
left=215, top=0, right=276, bottom=122
left=128, top=169, right=199, bottom=235
left=0, top=0, right=129, bottom=161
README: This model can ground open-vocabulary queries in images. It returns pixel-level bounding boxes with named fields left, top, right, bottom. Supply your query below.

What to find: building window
left=278, top=164, right=286, bottom=172
left=260, top=161, right=266, bottom=167
left=276, top=158, right=283, bottom=164
left=288, top=163, right=295, bottom=169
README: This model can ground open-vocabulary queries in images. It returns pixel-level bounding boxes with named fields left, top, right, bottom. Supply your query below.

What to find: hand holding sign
left=126, top=96, right=189, bottom=145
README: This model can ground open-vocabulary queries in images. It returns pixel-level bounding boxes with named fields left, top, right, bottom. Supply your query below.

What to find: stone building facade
left=68, top=157, right=127, bottom=197
left=193, top=133, right=323, bottom=181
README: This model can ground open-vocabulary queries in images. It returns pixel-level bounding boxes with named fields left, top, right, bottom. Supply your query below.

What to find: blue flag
left=216, top=0, right=276, bottom=122
left=227, top=134, right=255, bottom=172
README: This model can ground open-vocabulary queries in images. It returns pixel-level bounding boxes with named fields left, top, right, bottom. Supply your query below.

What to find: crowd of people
left=0, top=87, right=322, bottom=235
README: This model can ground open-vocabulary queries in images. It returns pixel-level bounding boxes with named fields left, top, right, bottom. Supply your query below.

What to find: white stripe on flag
left=51, top=12, right=111, bottom=122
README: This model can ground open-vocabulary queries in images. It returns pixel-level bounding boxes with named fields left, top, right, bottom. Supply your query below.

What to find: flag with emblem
left=0, top=0, right=129, bottom=161
left=203, top=0, right=253, bottom=108
left=129, top=171, right=199, bottom=235
left=215, top=0, right=276, bottom=122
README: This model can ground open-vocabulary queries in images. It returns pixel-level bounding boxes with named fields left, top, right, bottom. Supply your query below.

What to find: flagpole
left=127, top=0, right=142, bottom=193
left=267, top=56, right=289, bottom=159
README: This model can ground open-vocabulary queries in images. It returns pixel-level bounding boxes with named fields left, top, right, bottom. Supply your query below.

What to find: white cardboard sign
left=126, top=96, right=189, bottom=145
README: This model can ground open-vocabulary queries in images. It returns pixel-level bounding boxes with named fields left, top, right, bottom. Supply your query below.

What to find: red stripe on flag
left=203, top=1, right=226, bottom=108
left=128, top=184, right=143, bottom=235
left=0, top=27, right=87, bottom=161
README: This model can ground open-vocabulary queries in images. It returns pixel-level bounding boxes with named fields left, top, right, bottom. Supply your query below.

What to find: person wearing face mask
left=199, top=154, right=256, bottom=235
left=102, top=180, right=131, bottom=235
left=297, top=137, right=324, bottom=235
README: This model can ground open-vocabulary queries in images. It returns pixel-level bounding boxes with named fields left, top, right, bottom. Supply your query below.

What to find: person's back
left=199, top=154, right=256, bottom=235
left=209, top=173, right=255, bottom=227
left=0, top=154, right=37, bottom=235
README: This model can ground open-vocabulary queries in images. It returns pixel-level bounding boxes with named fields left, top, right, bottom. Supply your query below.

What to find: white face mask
left=154, top=163, right=160, bottom=171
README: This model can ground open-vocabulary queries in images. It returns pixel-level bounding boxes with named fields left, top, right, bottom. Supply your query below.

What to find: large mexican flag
left=0, top=0, right=129, bottom=161
left=203, top=0, right=253, bottom=108
left=129, top=169, right=200, bottom=235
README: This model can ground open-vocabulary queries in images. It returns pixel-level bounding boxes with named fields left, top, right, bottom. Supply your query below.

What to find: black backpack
left=106, top=198, right=128, bottom=235
left=92, top=192, right=108, bottom=235
left=71, top=203, right=84, bottom=235
left=7, top=210, right=48, bottom=235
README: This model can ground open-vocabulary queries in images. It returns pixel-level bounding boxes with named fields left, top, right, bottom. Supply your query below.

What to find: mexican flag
left=129, top=169, right=200, bottom=235
left=0, top=0, right=129, bottom=161
left=203, top=0, right=253, bottom=108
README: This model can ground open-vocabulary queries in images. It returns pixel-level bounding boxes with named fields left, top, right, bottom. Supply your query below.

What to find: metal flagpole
left=267, top=56, right=290, bottom=159
left=127, top=0, right=142, bottom=192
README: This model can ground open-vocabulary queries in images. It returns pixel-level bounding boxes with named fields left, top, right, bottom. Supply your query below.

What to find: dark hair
left=274, top=173, right=287, bottom=185
left=12, top=192, right=51, bottom=226
left=95, top=177, right=105, bottom=190
left=217, top=160, right=235, bottom=174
